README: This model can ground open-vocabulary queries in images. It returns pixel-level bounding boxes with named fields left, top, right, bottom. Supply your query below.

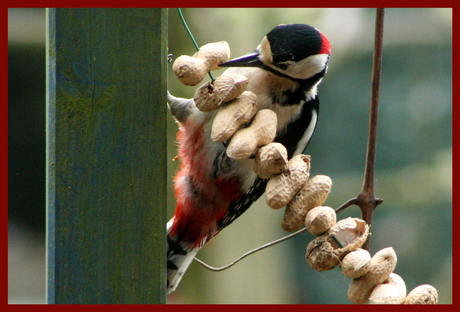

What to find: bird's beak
left=219, top=52, right=263, bottom=68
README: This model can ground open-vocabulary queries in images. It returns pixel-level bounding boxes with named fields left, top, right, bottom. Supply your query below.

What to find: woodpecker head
left=220, top=24, right=331, bottom=81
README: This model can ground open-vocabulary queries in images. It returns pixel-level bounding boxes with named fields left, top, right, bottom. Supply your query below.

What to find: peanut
left=404, top=284, right=438, bottom=304
left=348, top=247, right=397, bottom=304
left=173, top=41, right=230, bottom=86
left=211, top=91, right=259, bottom=142
left=304, top=206, right=336, bottom=236
left=226, top=109, right=277, bottom=161
left=341, top=248, right=372, bottom=279
left=281, top=175, right=332, bottom=232
left=265, top=154, right=311, bottom=209
left=306, top=218, right=369, bottom=272
left=253, top=143, right=288, bottom=178
left=194, top=73, right=249, bottom=112
left=368, top=273, right=407, bottom=304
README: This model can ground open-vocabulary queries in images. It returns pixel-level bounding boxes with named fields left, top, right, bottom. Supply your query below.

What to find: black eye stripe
left=277, top=63, right=289, bottom=70
left=273, top=52, right=295, bottom=63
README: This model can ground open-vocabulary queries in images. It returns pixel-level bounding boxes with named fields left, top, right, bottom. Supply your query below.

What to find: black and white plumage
left=167, top=23, right=331, bottom=294
left=217, top=24, right=330, bottom=228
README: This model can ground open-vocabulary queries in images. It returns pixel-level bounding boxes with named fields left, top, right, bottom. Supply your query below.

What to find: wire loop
left=177, top=8, right=215, bottom=81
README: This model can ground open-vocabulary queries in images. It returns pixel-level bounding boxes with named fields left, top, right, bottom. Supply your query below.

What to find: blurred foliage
left=166, top=8, right=451, bottom=304
left=8, top=9, right=46, bottom=233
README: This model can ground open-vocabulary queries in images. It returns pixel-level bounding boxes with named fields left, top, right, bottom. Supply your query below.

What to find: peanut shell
left=304, top=206, right=336, bottom=236
left=253, top=143, right=288, bottom=178
left=306, top=217, right=369, bottom=272
left=348, top=247, right=398, bottom=304
left=211, top=91, right=259, bottom=142
left=194, top=73, right=249, bottom=112
left=404, top=284, right=438, bottom=304
left=341, top=248, right=372, bottom=279
left=173, top=55, right=208, bottom=86
left=281, top=175, right=332, bottom=231
left=368, top=273, right=407, bottom=304
left=226, top=109, right=277, bottom=161
left=265, top=154, right=311, bottom=209
left=194, top=41, right=231, bottom=70
left=172, top=41, right=230, bottom=86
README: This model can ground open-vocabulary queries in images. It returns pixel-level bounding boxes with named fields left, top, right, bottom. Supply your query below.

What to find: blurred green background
left=165, top=8, right=452, bottom=304
left=8, top=8, right=451, bottom=304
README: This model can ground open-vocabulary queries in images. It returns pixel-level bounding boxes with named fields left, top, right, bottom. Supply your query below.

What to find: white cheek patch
left=274, top=54, right=329, bottom=80
left=289, top=54, right=329, bottom=79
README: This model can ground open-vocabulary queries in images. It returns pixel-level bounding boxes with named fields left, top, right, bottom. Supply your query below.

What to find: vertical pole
left=46, top=8, right=167, bottom=304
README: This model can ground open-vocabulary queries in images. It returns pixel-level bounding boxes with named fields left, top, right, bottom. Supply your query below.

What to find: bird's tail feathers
left=166, top=218, right=202, bottom=294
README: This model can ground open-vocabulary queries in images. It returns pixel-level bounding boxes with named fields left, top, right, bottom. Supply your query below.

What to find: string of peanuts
left=170, top=41, right=438, bottom=304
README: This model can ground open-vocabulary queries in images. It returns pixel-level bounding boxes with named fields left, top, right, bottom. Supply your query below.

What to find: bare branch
left=335, top=198, right=360, bottom=214
left=336, top=8, right=385, bottom=251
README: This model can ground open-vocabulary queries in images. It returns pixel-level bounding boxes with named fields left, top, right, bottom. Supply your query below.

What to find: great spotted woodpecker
left=166, top=23, right=331, bottom=294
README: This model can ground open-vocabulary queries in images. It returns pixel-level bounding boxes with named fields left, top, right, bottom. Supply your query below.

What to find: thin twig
left=195, top=228, right=308, bottom=271
left=335, top=198, right=359, bottom=214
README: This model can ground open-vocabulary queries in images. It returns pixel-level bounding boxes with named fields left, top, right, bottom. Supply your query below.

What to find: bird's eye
left=277, top=63, right=289, bottom=70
